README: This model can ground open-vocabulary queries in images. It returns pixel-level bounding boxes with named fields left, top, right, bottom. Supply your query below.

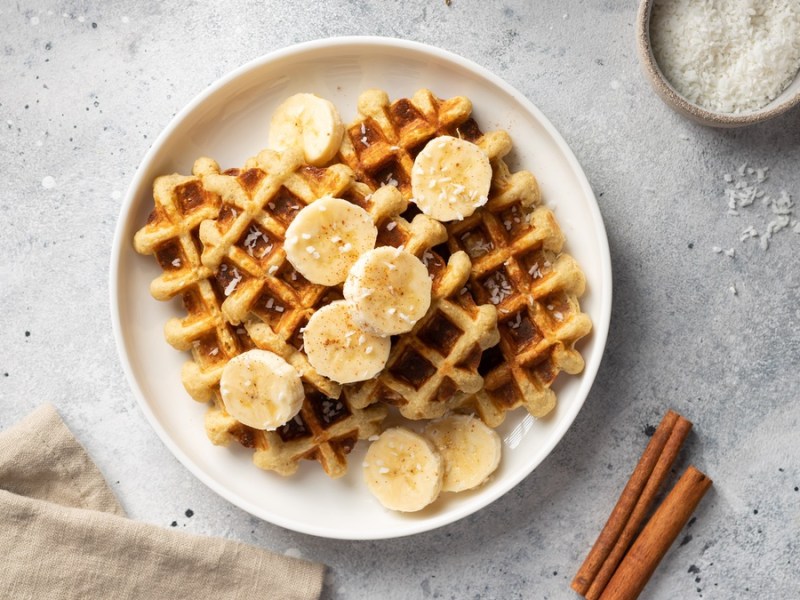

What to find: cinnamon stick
left=571, top=410, right=690, bottom=596
left=598, top=466, right=713, bottom=600
left=585, top=415, right=693, bottom=600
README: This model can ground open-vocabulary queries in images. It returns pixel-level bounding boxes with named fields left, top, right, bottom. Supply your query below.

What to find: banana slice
left=343, top=246, right=432, bottom=336
left=410, top=136, right=492, bottom=222
left=303, top=300, right=391, bottom=384
left=423, top=414, right=501, bottom=493
left=363, top=427, right=444, bottom=512
left=284, top=196, right=377, bottom=286
left=268, top=93, right=344, bottom=166
left=219, top=349, right=304, bottom=431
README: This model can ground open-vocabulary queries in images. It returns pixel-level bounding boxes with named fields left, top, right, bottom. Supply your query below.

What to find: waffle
left=133, top=158, right=253, bottom=402
left=196, top=300, right=388, bottom=478
left=135, top=154, right=388, bottom=478
left=204, top=318, right=387, bottom=478
left=448, top=160, right=593, bottom=427
left=337, top=88, right=511, bottom=200
left=196, top=148, right=353, bottom=326
left=344, top=249, right=499, bottom=420
left=326, top=181, right=501, bottom=421
left=338, top=87, right=591, bottom=426
left=194, top=152, right=397, bottom=478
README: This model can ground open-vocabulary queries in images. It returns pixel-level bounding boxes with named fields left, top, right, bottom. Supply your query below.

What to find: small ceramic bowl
left=636, top=0, right=800, bottom=127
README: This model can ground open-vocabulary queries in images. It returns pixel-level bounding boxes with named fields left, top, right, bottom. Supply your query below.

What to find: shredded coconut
left=224, top=268, right=242, bottom=296
left=243, top=226, right=262, bottom=256
left=484, top=272, right=513, bottom=305
left=460, top=231, right=492, bottom=257
left=421, top=249, right=435, bottom=267
left=719, top=162, right=796, bottom=252
left=650, top=0, right=800, bottom=113
left=382, top=174, right=399, bottom=187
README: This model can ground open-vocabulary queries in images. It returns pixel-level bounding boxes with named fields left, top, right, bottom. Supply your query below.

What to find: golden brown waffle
left=332, top=89, right=510, bottom=419
left=315, top=181, right=501, bottom=422
left=344, top=250, right=499, bottom=420
left=135, top=153, right=388, bottom=478
left=196, top=148, right=351, bottom=325
left=133, top=158, right=252, bottom=402
left=337, top=88, right=591, bottom=425
left=447, top=160, right=593, bottom=427
left=195, top=153, right=440, bottom=391
left=333, top=89, right=511, bottom=420
left=204, top=316, right=387, bottom=478
left=197, top=296, right=388, bottom=479
left=193, top=152, right=396, bottom=478
left=338, top=88, right=510, bottom=200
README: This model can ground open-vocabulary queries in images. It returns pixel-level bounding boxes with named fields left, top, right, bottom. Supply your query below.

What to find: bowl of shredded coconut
left=637, top=0, right=800, bottom=127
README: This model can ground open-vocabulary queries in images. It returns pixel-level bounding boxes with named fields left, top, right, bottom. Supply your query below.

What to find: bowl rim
left=636, top=0, right=800, bottom=127
left=108, top=35, right=613, bottom=539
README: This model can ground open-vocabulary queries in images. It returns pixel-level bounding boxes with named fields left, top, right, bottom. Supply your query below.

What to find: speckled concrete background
left=1, top=1, right=799, bottom=599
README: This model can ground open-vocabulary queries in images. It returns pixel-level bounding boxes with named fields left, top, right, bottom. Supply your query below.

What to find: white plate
left=110, top=37, right=612, bottom=540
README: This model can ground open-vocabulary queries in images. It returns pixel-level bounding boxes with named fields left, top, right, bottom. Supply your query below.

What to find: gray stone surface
left=1, top=1, right=798, bottom=598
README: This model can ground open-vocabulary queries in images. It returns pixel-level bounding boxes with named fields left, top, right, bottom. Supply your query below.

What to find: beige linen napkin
left=0, top=404, right=325, bottom=600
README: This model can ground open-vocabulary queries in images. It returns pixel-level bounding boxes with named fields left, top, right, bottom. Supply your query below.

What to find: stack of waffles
left=134, top=88, right=592, bottom=479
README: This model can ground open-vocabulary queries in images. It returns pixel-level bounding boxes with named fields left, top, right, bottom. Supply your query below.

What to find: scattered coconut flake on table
left=650, top=0, right=800, bottom=113
left=714, top=163, right=797, bottom=253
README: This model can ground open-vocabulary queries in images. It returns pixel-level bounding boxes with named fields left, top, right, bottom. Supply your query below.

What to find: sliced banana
left=268, top=93, right=344, bottom=166
left=303, top=300, right=390, bottom=384
left=343, top=246, right=432, bottom=336
left=423, top=414, right=501, bottom=493
left=219, top=349, right=304, bottom=431
left=284, top=196, right=377, bottom=286
left=363, top=427, right=444, bottom=512
left=411, top=135, right=492, bottom=222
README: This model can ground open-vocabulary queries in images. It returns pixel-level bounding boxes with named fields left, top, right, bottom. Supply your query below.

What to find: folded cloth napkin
left=1, top=404, right=325, bottom=600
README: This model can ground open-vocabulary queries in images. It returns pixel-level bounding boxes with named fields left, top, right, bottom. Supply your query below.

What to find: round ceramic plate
left=110, top=37, right=612, bottom=540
